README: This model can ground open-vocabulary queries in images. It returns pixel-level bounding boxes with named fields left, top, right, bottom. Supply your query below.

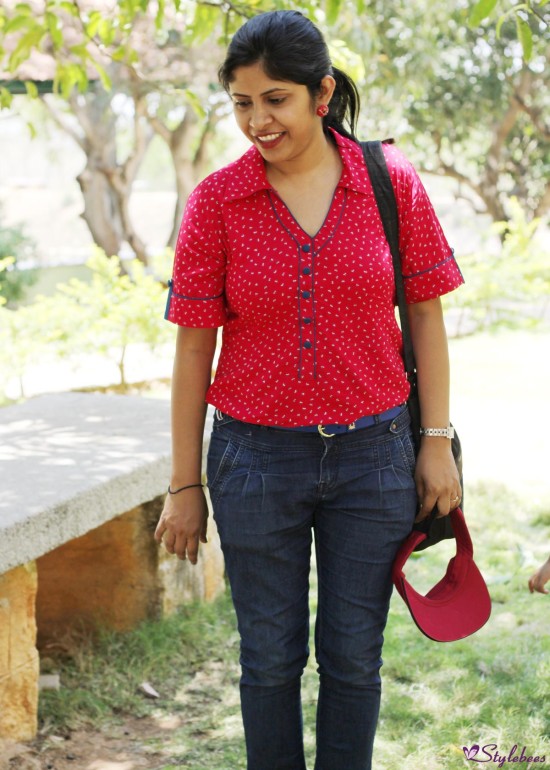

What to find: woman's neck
left=266, top=131, right=340, bottom=186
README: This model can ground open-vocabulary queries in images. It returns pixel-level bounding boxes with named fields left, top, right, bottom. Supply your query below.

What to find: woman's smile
left=254, top=131, right=286, bottom=149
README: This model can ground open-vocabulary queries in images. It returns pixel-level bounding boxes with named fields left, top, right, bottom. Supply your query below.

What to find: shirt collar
left=222, top=127, right=370, bottom=203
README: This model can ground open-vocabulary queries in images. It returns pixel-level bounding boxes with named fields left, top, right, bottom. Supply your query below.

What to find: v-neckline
left=270, top=185, right=340, bottom=240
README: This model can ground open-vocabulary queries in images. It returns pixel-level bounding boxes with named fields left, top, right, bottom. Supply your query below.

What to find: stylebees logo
left=463, top=744, right=546, bottom=767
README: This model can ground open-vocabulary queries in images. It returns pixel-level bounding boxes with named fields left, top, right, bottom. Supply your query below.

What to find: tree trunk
left=77, top=151, right=124, bottom=259
left=149, top=106, right=222, bottom=250
left=45, top=84, right=152, bottom=264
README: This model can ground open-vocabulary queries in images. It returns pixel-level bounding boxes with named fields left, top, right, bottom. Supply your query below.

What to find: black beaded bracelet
left=168, top=483, right=204, bottom=495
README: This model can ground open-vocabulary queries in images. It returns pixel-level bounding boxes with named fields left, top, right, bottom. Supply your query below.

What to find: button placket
left=299, top=242, right=315, bottom=364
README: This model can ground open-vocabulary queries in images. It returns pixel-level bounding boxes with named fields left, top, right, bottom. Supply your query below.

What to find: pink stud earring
left=316, top=104, right=329, bottom=117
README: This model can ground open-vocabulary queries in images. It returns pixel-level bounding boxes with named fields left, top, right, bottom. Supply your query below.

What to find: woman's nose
left=250, top=105, right=271, bottom=131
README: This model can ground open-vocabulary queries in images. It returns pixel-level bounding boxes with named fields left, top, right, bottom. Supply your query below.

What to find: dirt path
left=2, top=716, right=168, bottom=770
left=2, top=662, right=243, bottom=770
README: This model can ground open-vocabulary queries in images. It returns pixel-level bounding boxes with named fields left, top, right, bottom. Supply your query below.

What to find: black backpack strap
left=360, top=140, right=420, bottom=447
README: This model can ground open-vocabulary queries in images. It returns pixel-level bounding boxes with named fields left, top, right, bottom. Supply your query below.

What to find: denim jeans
left=206, top=407, right=417, bottom=770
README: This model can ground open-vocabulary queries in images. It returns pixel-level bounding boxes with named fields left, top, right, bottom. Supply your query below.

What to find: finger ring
left=451, top=495, right=460, bottom=503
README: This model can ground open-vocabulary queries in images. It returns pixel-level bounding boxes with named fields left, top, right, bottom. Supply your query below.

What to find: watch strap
left=420, top=427, right=455, bottom=439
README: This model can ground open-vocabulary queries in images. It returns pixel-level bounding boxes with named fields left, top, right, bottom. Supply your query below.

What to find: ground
left=2, top=661, right=239, bottom=770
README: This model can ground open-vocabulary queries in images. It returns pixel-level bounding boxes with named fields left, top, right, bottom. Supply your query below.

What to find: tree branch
left=148, top=115, right=171, bottom=143
left=41, top=96, right=86, bottom=151
left=514, top=92, right=550, bottom=140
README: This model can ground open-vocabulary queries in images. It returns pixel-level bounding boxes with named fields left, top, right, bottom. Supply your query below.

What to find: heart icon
left=463, top=745, right=480, bottom=760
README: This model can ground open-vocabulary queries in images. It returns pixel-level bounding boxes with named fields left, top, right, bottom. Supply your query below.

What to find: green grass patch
left=38, top=481, right=550, bottom=769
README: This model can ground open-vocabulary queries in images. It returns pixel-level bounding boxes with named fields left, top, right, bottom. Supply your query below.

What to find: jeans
left=206, top=407, right=417, bottom=770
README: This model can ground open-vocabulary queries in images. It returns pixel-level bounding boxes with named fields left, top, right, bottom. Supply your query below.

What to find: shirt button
left=303, top=341, right=312, bottom=349
left=302, top=291, right=311, bottom=299
left=303, top=317, right=312, bottom=324
left=301, top=244, right=311, bottom=252
left=302, top=267, right=311, bottom=275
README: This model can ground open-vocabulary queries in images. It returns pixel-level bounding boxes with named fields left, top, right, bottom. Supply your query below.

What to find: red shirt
left=166, top=130, right=463, bottom=427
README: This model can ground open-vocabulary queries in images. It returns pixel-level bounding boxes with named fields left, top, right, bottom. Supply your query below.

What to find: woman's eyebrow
left=230, top=87, right=290, bottom=97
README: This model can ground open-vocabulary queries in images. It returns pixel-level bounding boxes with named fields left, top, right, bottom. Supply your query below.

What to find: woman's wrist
left=168, top=482, right=204, bottom=495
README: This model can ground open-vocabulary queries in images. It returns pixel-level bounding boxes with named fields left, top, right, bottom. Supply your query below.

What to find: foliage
left=340, top=0, right=549, bottom=223
left=54, top=248, right=173, bottom=385
left=0, top=249, right=173, bottom=400
left=0, top=0, right=363, bottom=106
left=444, top=199, right=550, bottom=336
left=0, top=210, right=36, bottom=304
left=468, top=0, right=549, bottom=62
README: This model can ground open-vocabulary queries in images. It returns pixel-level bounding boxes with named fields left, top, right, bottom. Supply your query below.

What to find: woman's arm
left=407, top=297, right=461, bottom=521
left=154, top=326, right=218, bottom=564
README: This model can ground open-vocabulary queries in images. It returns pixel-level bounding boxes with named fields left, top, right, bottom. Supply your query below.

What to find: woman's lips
left=255, top=132, right=285, bottom=149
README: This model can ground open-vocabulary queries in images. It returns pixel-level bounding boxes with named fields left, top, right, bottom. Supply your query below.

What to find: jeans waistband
left=214, top=405, right=405, bottom=438
left=275, top=405, right=404, bottom=436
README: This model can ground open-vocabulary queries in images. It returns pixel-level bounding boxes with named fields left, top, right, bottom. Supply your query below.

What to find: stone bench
left=0, top=392, right=225, bottom=741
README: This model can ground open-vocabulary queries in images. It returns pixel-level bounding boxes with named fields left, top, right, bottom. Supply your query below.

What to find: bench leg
left=0, top=562, right=39, bottom=741
left=35, top=498, right=225, bottom=648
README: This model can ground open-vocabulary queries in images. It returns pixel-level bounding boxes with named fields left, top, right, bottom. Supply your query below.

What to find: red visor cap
left=392, top=508, right=491, bottom=643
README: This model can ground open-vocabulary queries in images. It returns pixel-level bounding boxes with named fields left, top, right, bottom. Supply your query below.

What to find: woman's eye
left=234, top=101, right=251, bottom=108
left=268, top=98, right=285, bottom=105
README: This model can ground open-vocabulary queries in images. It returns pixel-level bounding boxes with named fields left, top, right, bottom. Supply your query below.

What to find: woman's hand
left=414, top=439, right=461, bottom=522
left=154, top=487, right=209, bottom=564
left=528, top=557, right=550, bottom=595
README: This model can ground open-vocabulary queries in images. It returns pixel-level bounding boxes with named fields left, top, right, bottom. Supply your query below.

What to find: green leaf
left=8, top=27, right=47, bottom=71
left=93, top=61, right=112, bottom=91
left=58, top=1, right=80, bottom=15
left=183, top=89, right=207, bottom=120
left=3, top=14, right=35, bottom=34
left=0, top=86, right=13, bottom=109
left=86, top=10, right=104, bottom=38
left=14, top=3, right=34, bottom=16
left=516, top=15, right=533, bottom=61
left=190, top=3, right=220, bottom=43
left=325, top=0, right=342, bottom=26
left=155, top=0, right=166, bottom=30
left=26, top=120, right=37, bottom=139
left=24, top=79, right=38, bottom=98
left=468, top=0, right=499, bottom=27
left=69, top=43, right=91, bottom=59
left=46, top=11, right=64, bottom=50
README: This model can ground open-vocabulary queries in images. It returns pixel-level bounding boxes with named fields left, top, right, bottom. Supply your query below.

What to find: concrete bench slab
left=0, top=392, right=224, bottom=741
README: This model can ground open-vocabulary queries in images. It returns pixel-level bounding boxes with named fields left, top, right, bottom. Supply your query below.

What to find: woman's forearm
left=170, top=326, right=218, bottom=487
left=407, top=297, right=460, bottom=518
left=407, top=297, right=450, bottom=430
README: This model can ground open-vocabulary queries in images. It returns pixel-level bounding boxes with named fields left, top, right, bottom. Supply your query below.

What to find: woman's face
left=228, top=62, right=334, bottom=166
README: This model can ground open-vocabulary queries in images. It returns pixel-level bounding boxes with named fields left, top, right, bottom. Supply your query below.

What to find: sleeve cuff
left=404, top=252, right=464, bottom=304
left=164, top=280, right=227, bottom=328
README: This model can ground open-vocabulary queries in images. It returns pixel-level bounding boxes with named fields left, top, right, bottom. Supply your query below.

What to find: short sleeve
left=165, top=176, right=228, bottom=327
left=383, top=144, right=464, bottom=304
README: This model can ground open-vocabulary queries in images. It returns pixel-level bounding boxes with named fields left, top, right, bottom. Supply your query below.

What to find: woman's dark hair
left=218, top=10, right=360, bottom=141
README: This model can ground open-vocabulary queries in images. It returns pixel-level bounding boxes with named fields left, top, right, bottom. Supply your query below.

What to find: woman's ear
left=319, top=75, right=336, bottom=105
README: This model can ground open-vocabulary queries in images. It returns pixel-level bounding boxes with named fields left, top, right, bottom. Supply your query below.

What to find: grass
left=35, top=330, right=550, bottom=767
left=37, top=481, right=550, bottom=769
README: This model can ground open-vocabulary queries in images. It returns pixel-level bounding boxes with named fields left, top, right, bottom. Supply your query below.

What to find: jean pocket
left=207, top=433, right=241, bottom=504
left=395, top=431, right=417, bottom=476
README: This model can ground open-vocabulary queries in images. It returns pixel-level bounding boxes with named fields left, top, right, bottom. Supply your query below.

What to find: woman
left=155, top=10, right=463, bottom=770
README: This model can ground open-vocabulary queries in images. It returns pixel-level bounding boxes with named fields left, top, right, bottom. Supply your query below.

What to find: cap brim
left=392, top=509, right=491, bottom=643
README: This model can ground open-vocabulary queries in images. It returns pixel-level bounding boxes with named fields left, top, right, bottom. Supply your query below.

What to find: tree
left=1, top=0, right=547, bottom=243
left=339, top=0, right=549, bottom=224
left=33, top=13, right=229, bottom=265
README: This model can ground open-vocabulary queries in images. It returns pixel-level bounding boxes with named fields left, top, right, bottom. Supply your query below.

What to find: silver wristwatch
left=419, top=426, right=455, bottom=439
